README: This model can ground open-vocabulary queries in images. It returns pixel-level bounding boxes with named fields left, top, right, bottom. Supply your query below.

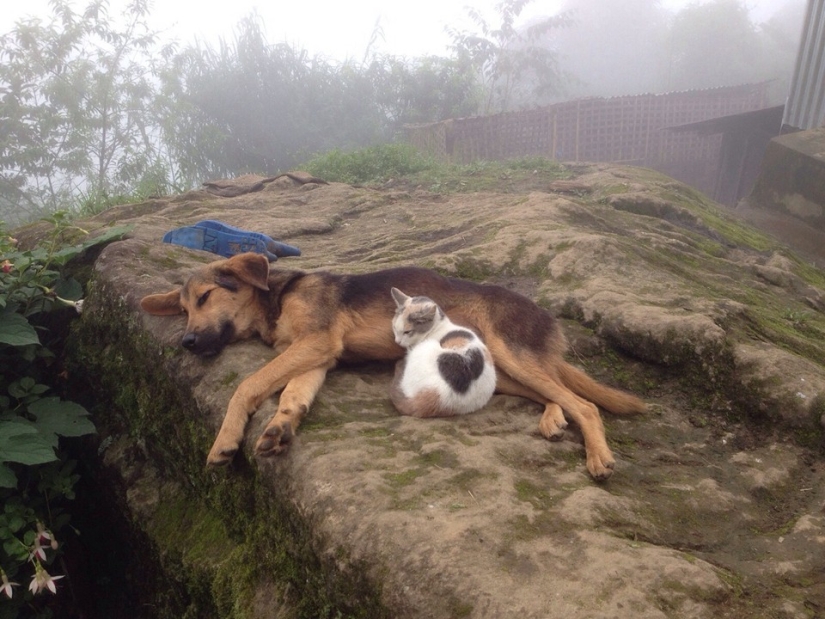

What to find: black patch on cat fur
left=437, top=348, right=485, bottom=394
left=439, top=329, right=474, bottom=346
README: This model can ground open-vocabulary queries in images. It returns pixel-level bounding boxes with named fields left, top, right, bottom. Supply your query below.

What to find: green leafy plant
left=303, top=143, right=437, bottom=185
left=0, top=213, right=129, bottom=610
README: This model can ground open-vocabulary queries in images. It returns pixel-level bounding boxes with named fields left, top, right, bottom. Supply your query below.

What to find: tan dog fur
left=140, top=253, right=646, bottom=480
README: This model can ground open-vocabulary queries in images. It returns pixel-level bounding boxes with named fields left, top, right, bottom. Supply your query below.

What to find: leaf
left=7, top=514, right=26, bottom=532
left=51, top=245, right=85, bottom=266
left=0, top=313, right=40, bottom=347
left=28, top=397, right=96, bottom=438
left=0, top=421, right=56, bottom=465
left=8, top=377, right=37, bottom=399
left=82, top=225, right=132, bottom=248
left=54, top=276, right=83, bottom=301
left=0, top=463, right=16, bottom=488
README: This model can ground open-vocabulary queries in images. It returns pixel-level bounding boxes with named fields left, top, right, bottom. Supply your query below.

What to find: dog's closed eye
left=197, top=290, right=212, bottom=307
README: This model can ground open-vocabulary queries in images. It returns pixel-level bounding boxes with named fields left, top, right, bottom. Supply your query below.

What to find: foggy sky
left=0, top=0, right=798, bottom=63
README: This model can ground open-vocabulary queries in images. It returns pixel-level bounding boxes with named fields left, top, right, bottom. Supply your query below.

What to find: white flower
left=0, top=570, right=18, bottom=599
left=36, top=523, right=58, bottom=549
left=29, top=536, right=47, bottom=562
left=54, top=295, right=84, bottom=314
left=28, top=563, right=64, bottom=595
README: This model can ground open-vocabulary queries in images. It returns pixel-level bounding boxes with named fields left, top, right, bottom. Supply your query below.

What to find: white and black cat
left=389, top=287, right=496, bottom=417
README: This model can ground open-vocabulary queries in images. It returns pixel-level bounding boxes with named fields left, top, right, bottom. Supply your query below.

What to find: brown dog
left=140, top=253, right=645, bottom=480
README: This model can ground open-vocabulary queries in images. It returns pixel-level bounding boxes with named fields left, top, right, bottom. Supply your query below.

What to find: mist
left=0, top=0, right=810, bottom=226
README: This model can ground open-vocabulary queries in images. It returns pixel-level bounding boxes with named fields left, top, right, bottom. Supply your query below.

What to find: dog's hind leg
left=496, top=355, right=615, bottom=480
left=537, top=380, right=613, bottom=479
left=255, top=367, right=328, bottom=457
left=494, top=370, right=568, bottom=439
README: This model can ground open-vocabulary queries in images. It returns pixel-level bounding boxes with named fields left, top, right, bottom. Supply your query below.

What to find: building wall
left=783, top=0, right=825, bottom=131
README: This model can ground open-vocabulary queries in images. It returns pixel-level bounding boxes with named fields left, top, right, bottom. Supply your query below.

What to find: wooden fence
left=405, top=83, right=771, bottom=197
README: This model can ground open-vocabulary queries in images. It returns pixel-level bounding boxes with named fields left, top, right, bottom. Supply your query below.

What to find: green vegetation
left=304, top=143, right=437, bottom=185
left=0, top=215, right=128, bottom=615
left=420, top=157, right=570, bottom=193
left=303, top=144, right=570, bottom=192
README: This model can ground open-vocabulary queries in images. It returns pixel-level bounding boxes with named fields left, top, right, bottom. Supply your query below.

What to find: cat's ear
left=391, top=287, right=409, bottom=307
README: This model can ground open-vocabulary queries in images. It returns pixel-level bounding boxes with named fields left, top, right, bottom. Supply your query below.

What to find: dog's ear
left=220, top=253, right=270, bottom=291
left=391, top=287, right=409, bottom=307
left=140, top=289, right=183, bottom=315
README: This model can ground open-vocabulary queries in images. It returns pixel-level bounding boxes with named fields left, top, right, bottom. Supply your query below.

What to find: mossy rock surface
left=63, top=167, right=825, bottom=618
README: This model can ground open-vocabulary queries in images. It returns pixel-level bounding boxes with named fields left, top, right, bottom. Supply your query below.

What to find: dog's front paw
left=255, top=421, right=293, bottom=457
left=538, top=403, right=568, bottom=440
left=206, top=441, right=239, bottom=467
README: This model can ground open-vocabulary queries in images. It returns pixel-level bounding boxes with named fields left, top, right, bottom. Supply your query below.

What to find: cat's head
left=391, top=287, right=443, bottom=348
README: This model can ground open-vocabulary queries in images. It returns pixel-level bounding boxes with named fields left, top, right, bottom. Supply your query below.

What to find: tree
left=170, top=16, right=481, bottom=174
left=0, top=0, right=161, bottom=224
left=170, top=15, right=386, bottom=174
left=365, top=54, right=480, bottom=129
left=666, top=0, right=765, bottom=91
left=447, top=0, right=569, bottom=114
left=543, top=0, right=670, bottom=99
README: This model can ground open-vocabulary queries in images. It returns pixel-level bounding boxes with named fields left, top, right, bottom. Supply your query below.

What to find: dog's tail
left=558, top=361, right=646, bottom=415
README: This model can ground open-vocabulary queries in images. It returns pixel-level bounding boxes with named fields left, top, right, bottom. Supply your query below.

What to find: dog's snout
left=182, top=332, right=197, bottom=350
left=179, top=323, right=232, bottom=356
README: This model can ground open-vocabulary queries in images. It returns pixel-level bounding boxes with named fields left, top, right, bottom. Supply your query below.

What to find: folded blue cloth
left=162, top=220, right=301, bottom=261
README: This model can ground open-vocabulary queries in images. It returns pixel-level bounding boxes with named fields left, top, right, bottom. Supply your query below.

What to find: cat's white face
left=391, top=288, right=441, bottom=349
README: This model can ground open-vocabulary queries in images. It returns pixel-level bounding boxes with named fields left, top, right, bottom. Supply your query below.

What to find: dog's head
left=140, top=253, right=270, bottom=356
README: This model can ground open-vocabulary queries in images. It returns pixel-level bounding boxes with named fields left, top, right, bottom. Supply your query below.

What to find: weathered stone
left=64, top=163, right=825, bottom=618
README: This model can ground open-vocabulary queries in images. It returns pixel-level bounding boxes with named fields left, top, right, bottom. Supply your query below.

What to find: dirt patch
left=67, top=163, right=825, bottom=618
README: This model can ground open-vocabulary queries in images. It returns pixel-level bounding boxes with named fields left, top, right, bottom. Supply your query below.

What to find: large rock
left=63, top=166, right=825, bottom=618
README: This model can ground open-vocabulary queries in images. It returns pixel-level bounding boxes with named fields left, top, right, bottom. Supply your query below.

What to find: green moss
left=359, top=427, right=392, bottom=438
left=146, top=491, right=235, bottom=565
left=434, top=425, right=480, bottom=446
left=384, top=467, right=428, bottom=488
left=447, top=597, right=474, bottom=618
left=416, top=448, right=459, bottom=469
left=505, top=511, right=573, bottom=542
left=410, top=156, right=570, bottom=194
left=449, top=255, right=498, bottom=281
left=799, top=394, right=825, bottom=450
left=599, top=184, right=632, bottom=196
left=447, top=469, right=489, bottom=492
left=220, top=371, right=239, bottom=387
left=513, top=478, right=553, bottom=510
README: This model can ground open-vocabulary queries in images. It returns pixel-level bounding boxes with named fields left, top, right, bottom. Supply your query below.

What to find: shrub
left=303, top=143, right=437, bottom=185
left=0, top=213, right=128, bottom=613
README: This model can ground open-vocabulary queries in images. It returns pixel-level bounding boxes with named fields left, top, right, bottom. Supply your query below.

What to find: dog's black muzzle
left=181, top=332, right=200, bottom=351
left=181, top=321, right=235, bottom=357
